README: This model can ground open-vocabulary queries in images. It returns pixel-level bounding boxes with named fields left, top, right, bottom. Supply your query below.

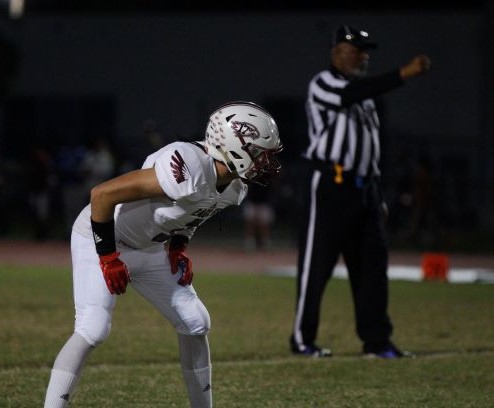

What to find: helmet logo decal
left=231, top=121, right=260, bottom=140
left=170, top=150, right=190, bottom=184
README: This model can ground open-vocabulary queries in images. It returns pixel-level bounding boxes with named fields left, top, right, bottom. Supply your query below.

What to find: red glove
left=99, top=252, right=131, bottom=295
left=168, top=238, right=193, bottom=286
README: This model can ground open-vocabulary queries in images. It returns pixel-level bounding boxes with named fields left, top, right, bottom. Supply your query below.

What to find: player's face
left=332, top=43, right=369, bottom=78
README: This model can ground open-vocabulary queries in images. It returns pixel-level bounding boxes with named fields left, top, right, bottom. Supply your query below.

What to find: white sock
left=43, top=368, right=79, bottom=408
left=181, top=366, right=212, bottom=408
left=44, top=333, right=93, bottom=407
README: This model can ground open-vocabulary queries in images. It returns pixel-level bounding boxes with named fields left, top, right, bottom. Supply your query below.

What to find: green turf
left=0, top=264, right=493, bottom=407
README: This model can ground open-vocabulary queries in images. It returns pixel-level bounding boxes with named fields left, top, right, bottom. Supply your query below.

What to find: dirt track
left=1, top=239, right=493, bottom=275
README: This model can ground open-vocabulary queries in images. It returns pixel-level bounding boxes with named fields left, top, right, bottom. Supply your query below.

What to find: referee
left=290, top=24, right=431, bottom=358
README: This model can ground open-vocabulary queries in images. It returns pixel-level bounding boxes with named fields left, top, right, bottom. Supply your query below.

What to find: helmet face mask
left=241, top=142, right=282, bottom=186
left=204, top=101, right=283, bottom=185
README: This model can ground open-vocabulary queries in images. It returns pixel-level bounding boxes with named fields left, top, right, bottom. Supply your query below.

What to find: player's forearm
left=90, top=168, right=165, bottom=222
left=90, top=183, right=120, bottom=223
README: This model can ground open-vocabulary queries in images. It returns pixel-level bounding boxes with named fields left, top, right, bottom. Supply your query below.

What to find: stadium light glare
left=9, top=0, right=24, bottom=19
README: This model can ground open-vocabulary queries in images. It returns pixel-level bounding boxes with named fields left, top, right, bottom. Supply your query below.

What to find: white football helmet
left=204, top=101, right=283, bottom=185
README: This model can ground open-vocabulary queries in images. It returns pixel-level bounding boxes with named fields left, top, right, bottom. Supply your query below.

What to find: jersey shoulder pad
left=152, top=142, right=211, bottom=201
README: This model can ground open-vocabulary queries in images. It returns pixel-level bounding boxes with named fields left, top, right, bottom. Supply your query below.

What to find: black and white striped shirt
left=304, top=66, right=404, bottom=178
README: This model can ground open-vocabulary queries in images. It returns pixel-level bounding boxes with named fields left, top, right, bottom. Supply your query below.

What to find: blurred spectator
left=55, top=141, right=88, bottom=239
left=55, top=137, right=116, bottom=239
left=242, top=183, right=276, bottom=251
left=117, top=119, right=167, bottom=174
left=80, top=137, right=116, bottom=192
left=27, top=144, right=57, bottom=240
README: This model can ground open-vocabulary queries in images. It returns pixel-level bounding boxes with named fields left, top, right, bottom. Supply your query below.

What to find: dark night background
left=0, top=1, right=493, bottom=252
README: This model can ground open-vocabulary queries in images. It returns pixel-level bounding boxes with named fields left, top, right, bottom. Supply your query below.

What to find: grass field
left=1, top=263, right=493, bottom=407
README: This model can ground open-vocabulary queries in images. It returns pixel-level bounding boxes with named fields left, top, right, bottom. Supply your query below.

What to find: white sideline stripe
left=9, top=349, right=491, bottom=375
left=265, top=264, right=494, bottom=284
left=217, top=350, right=494, bottom=365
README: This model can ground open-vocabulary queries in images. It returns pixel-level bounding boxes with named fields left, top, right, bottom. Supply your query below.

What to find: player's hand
left=168, top=239, right=193, bottom=286
left=98, top=252, right=131, bottom=295
left=400, top=54, right=431, bottom=79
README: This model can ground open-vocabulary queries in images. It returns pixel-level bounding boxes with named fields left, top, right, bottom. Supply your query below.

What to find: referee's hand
left=400, top=55, right=431, bottom=80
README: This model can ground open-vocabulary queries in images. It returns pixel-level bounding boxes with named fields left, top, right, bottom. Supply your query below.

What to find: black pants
left=291, top=168, right=393, bottom=350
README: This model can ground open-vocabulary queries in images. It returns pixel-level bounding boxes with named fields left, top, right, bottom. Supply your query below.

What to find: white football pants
left=71, top=230, right=211, bottom=346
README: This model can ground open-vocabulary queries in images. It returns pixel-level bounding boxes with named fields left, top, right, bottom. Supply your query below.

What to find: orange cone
left=421, top=253, right=449, bottom=281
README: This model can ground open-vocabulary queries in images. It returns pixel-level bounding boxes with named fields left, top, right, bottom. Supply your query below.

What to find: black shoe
left=291, top=341, right=332, bottom=358
left=363, top=342, right=415, bottom=359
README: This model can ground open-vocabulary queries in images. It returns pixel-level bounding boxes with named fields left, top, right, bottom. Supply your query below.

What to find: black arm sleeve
left=90, top=218, right=116, bottom=256
left=339, top=70, right=404, bottom=107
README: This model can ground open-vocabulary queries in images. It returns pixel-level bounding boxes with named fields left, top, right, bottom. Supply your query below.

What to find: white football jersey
left=73, top=141, right=248, bottom=249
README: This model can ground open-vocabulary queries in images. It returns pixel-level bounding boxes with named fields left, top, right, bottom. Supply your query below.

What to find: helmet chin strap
left=214, top=160, right=239, bottom=188
left=212, top=146, right=236, bottom=174
left=225, top=161, right=237, bottom=174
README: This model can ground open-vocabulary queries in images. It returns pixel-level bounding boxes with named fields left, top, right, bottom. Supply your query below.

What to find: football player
left=44, top=101, right=282, bottom=408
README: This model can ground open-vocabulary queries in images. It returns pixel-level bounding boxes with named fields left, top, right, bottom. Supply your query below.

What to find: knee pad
left=190, top=313, right=210, bottom=336
left=75, top=304, right=112, bottom=346
left=175, top=302, right=211, bottom=336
